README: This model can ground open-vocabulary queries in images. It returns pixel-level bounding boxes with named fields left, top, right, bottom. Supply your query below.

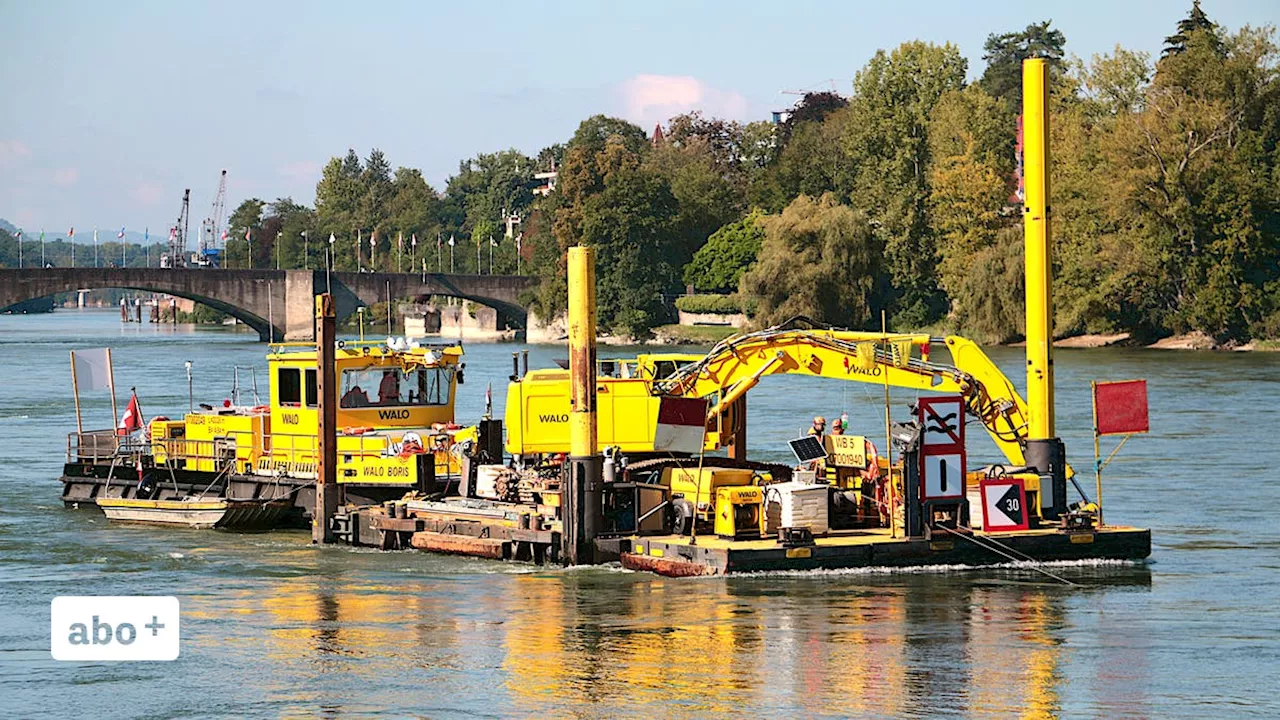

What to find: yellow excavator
left=507, top=316, right=1034, bottom=468
left=501, top=315, right=1077, bottom=535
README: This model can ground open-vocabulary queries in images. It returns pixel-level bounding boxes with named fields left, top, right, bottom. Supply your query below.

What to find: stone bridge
left=0, top=268, right=535, bottom=341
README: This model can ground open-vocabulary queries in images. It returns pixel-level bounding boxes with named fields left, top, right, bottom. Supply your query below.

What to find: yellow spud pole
left=1023, top=57, right=1054, bottom=441
left=566, top=246, right=601, bottom=564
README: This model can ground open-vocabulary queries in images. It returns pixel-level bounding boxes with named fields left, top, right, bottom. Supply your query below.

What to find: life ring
left=252, top=405, right=270, bottom=414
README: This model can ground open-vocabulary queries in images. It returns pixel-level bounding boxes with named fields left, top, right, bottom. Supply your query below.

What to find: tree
left=580, top=163, right=682, bottom=336
left=777, top=91, right=848, bottom=146
left=1163, top=0, right=1221, bottom=57
left=684, top=209, right=768, bottom=293
left=752, top=107, right=856, bottom=212
left=314, top=150, right=364, bottom=270
left=844, top=41, right=968, bottom=327
left=740, top=193, right=883, bottom=328
left=979, top=21, right=1068, bottom=107
left=225, top=198, right=265, bottom=268
left=927, top=85, right=1014, bottom=327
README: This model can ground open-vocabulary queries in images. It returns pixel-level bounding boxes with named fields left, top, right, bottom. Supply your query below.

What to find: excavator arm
left=654, top=319, right=1034, bottom=469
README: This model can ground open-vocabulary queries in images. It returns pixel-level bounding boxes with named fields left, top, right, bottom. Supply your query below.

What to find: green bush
left=675, top=293, right=743, bottom=315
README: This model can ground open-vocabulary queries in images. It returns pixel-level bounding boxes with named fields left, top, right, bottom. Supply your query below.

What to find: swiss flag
left=117, top=392, right=145, bottom=436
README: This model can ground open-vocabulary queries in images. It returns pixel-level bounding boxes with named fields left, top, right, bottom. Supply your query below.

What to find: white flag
left=448, top=234, right=455, bottom=247
left=72, top=348, right=113, bottom=392
left=328, top=233, right=336, bottom=245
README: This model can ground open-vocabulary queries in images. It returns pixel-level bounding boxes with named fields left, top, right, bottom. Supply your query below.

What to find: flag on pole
left=68, top=226, right=75, bottom=238
left=411, top=233, right=417, bottom=247
left=39, top=230, right=45, bottom=241
left=14, top=230, right=21, bottom=240
left=144, top=228, right=149, bottom=242
left=220, top=230, right=228, bottom=242
left=244, top=227, right=251, bottom=241
left=117, top=227, right=124, bottom=239
left=370, top=231, right=376, bottom=247
left=448, top=234, right=455, bottom=246
left=117, top=391, right=145, bottom=436
left=490, top=235, right=498, bottom=247
left=516, top=232, right=523, bottom=254
left=397, top=231, right=403, bottom=250
left=169, top=227, right=177, bottom=241
left=328, top=233, right=336, bottom=244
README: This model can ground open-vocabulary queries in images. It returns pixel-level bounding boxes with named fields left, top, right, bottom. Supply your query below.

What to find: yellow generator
left=666, top=467, right=757, bottom=520
left=714, top=486, right=765, bottom=540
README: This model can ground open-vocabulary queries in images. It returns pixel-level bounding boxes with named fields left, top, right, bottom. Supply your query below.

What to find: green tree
left=314, top=150, right=364, bottom=270
left=1163, top=0, right=1221, bottom=57
left=844, top=41, right=968, bottom=327
left=740, top=193, right=883, bottom=328
left=979, top=21, right=1068, bottom=107
left=225, top=198, right=265, bottom=268
left=684, top=209, right=767, bottom=293
left=927, top=85, right=1014, bottom=328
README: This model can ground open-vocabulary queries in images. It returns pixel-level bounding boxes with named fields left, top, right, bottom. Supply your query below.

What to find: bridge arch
left=0, top=268, right=283, bottom=340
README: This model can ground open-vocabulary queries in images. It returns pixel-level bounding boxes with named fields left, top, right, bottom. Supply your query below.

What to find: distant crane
left=162, top=188, right=191, bottom=268
left=197, top=169, right=228, bottom=267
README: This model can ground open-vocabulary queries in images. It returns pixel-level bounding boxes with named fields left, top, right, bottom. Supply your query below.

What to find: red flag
left=117, top=392, right=145, bottom=436
left=1094, top=380, right=1149, bottom=436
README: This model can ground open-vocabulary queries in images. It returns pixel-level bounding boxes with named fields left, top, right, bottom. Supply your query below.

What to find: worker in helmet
left=805, top=416, right=827, bottom=476
left=830, top=417, right=845, bottom=436
left=807, top=416, right=826, bottom=439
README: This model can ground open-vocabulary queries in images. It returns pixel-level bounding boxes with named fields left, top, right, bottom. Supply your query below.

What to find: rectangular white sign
left=51, top=596, right=180, bottom=661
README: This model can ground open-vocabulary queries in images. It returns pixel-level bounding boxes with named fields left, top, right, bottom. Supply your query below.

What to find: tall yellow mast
left=1022, top=58, right=1054, bottom=440
left=565, top=246, right=601, bottom=563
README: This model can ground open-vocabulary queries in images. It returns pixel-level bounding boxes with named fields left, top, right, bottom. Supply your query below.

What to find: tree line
left=10, top=3, right=1272, bottom=344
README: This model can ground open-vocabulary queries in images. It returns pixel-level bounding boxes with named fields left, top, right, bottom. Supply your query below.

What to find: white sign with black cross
left=920, top=397, right=964, bottom=450
left=922, top=453, right=965, bottom=500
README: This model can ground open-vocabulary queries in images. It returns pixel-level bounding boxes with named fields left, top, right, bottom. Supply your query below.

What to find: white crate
left=765, top=481, right=829, bottom=535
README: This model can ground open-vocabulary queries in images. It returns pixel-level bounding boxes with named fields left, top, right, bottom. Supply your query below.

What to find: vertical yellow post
left=566, top=246, right=600, bottom=564
left=1023, top=58, right=1054, bottom=441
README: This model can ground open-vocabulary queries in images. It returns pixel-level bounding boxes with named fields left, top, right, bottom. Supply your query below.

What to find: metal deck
left=615, top=525, right=1151, bottom=576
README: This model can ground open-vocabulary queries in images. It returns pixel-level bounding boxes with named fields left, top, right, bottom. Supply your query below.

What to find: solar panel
left=788, top=435, right=828, bottom=463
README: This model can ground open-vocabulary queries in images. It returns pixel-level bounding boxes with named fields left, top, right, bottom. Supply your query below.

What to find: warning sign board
left=919, top=397, right=964, bottom=453
left=922, top=453, right=965, bottom=500
left=823, top=435, right=867, bottom=468
left=980, top=478, right=1029, bottom=532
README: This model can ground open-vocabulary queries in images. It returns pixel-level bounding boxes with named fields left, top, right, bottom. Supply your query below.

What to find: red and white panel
left=652, top=397, right=708, bottom=453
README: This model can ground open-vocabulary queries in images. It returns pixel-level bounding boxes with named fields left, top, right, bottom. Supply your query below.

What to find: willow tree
left=740, top=193, right=883, bottom=328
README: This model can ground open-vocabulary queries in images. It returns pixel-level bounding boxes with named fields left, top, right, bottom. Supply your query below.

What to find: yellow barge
left=331, top=57, right=1151, bottom=575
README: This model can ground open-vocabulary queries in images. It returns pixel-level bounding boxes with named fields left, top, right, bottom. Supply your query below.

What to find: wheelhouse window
left=305, top=369, right=317, bottom=407
left=340, top=366, right=454, bottom=408
left=278, top=368, right=302, bottom=406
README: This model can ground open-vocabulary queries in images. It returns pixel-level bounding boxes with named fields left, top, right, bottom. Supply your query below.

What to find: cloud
left=0, top=140, right=32, bottom=168
left=129, top=182, right=165, bottom=206
left=278, top=161, right=321, bottom=183
left=52, top=167, right=80, bottom=186
left=617, top=74, right=750, bottom=129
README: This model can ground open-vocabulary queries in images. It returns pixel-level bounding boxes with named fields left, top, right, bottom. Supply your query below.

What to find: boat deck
left=615, top=525, right=1151, bottom=576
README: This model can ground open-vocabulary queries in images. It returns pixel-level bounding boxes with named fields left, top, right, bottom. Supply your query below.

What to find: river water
left=1, top=309, right=1277, bottom=718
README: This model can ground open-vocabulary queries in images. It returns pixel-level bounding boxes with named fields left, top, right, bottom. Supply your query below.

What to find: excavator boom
left=655, top=319, right=1033, bottom=468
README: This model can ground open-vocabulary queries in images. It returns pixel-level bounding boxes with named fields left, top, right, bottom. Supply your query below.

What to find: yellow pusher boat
left=61, top=339, right=482, bottom=526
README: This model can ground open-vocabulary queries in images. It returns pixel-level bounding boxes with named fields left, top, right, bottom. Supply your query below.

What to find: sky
left=1, top=0, right=1276, bottom=237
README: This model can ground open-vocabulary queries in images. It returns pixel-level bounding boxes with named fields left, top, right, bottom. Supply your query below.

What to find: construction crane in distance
left=196, top=169, right=228, bottom=267
left=161, top=189, right=191, bottom=268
